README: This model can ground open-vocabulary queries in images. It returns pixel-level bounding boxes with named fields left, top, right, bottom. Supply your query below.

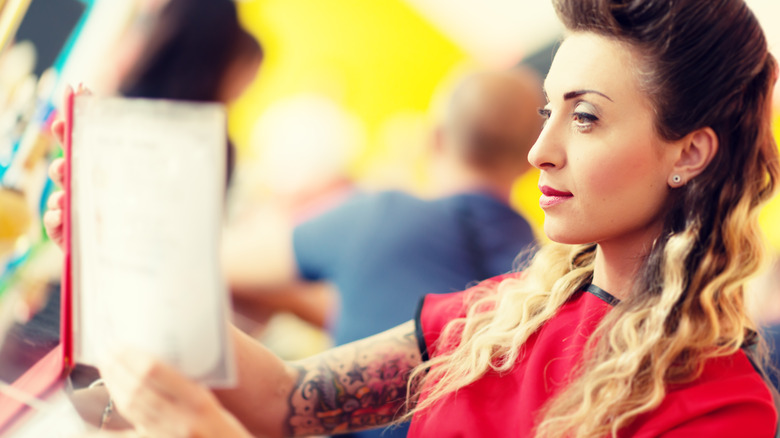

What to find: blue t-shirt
left=292, top=190, right=535, bottom=438
left=294, top=190, right=535, bottom=345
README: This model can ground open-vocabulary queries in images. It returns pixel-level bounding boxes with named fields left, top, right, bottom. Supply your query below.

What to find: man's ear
left=668, top=127, right=719, bottom=187
left=432, top=126, right=445, bottom=155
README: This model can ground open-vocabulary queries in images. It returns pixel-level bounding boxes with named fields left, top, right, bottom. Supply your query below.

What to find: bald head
left=441, top=68, right=545, bottom=176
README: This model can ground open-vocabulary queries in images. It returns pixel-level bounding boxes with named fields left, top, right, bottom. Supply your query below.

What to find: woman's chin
left=543, top=224, right=588, bottom=245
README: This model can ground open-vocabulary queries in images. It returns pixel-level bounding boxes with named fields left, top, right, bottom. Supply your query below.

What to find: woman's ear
left=668, top=127, right=719, bottom=187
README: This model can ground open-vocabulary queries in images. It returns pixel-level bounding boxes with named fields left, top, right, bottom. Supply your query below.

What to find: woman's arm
left=215, top=320, right=422, bottom=437
left=44, top=118, right=423, bottom=436
left=95, top=320, right=421, bottom=438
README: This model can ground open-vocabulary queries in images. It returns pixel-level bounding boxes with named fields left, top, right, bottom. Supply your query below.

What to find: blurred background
left=0, top=0, right=777, bottom=389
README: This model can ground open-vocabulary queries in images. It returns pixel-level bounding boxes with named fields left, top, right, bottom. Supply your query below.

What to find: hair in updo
left=554, top=0, right=777, bottom=240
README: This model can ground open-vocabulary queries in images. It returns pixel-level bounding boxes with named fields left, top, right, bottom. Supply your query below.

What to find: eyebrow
left=563, top=89, right=613, bottom=102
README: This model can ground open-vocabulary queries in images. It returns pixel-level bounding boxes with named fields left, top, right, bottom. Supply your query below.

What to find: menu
left=67, top=95, right=234, bottom=387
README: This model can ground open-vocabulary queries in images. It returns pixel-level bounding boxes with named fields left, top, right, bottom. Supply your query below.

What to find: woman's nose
left=527, top=124, right=564, bottom=170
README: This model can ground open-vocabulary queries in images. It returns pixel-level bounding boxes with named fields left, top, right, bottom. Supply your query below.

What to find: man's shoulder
left=352, top=190, right=432, bottom=212
left=434, top=192, right=520, bottom=217
left=303, top=190, right=431, bottom=226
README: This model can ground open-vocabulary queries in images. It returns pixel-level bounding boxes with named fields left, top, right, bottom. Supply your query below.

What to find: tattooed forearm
left=284, top=321, right=421, bottom=436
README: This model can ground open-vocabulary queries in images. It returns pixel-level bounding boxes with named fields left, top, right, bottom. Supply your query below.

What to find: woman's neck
left=591, top=232, right=657, bottom=301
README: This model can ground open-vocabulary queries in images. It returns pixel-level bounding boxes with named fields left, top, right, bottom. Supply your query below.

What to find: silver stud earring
left=672, top=174, right=682, bottom=185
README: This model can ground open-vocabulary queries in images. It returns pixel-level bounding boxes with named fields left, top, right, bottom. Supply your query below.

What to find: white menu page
left=69, top=96, right=234, bottom=387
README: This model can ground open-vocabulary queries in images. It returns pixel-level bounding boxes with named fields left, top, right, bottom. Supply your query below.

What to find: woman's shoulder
left=626, top=350, right=777, bottom=437
left=687, top=349, right=776, bottom=411
left=416, top=273, right=520, bottom=359
left=419, top=273, right=520, bottom=323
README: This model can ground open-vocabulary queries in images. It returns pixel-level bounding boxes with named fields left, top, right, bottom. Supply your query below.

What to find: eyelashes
left=537, top=106, right=599, bottom=133
left=572, top=110, right=597, bottom=133
left=538, top=108, right=552, bottom=128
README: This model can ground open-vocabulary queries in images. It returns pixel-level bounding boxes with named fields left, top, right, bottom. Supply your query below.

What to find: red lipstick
left=539, top=185, right=573, bottom=208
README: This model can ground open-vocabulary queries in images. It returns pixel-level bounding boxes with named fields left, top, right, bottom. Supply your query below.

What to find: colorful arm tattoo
left=285, top=321, right=421, bottom=436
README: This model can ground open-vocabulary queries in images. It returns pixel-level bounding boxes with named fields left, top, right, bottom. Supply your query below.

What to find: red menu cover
left=61, top=85, right=75, bottom=372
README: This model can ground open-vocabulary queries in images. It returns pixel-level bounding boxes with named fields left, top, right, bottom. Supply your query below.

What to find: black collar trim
left=586, top=283, right=620, bottom=307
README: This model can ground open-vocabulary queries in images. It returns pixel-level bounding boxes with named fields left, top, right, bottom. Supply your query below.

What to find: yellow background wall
left=232, top=0, right=466, bottom=183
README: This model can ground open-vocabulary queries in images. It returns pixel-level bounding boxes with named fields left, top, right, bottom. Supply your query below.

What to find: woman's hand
left=96, top=349, right=253, bottom=438
left=42, top=118, right=66, bottom=249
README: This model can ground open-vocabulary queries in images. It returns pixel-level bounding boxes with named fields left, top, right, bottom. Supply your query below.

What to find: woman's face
left=529, top=32, right=680, bottom=248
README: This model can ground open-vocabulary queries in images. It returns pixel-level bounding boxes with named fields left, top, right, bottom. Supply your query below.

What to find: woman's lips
left=539, top=185, right=573, bottom=208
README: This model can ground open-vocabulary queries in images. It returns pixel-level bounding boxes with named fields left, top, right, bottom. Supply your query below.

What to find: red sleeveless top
left=410, top=277, right=777, bottom=437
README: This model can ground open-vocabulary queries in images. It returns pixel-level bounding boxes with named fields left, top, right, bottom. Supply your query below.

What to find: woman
left=46, top=0, right=778, bottom=436
left=118, top=0, right=262, bottom=187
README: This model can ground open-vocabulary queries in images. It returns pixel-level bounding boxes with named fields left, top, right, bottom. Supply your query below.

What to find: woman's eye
left=573, top=112, right=597, bottom=124
left=572, top=103, right=598, bottom=133
left=537, top=107, right=551, bottom=127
